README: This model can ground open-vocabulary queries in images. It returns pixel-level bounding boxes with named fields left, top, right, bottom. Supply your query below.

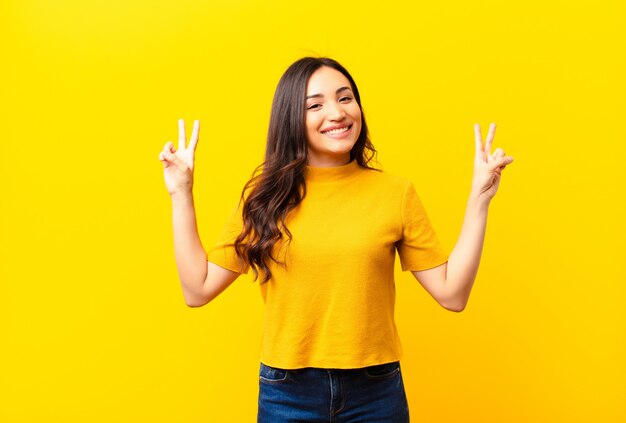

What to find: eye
left=307, top=104, right=321, bottom=110
left=340, top=96, right=352, bottom=101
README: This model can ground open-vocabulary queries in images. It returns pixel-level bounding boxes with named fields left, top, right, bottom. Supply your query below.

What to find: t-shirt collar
left=305, top=158, right=360, bottom=183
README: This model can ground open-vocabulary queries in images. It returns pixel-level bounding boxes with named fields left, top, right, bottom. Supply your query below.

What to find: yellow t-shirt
left=207, top=159, right=449, bottom=369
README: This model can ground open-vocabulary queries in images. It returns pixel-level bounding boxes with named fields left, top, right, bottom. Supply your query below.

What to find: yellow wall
left=1, top=0, right=624, bottom=421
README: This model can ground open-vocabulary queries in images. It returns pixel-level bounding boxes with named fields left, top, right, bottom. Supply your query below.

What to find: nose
left=327, top=101, right=346, bottom=121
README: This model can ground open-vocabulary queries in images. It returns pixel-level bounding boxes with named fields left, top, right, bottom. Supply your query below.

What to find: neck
left=306, top=152, right=351, bottom=168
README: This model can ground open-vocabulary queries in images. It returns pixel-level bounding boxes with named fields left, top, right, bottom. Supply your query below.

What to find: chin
left=326, top=144, right=355, bottom=154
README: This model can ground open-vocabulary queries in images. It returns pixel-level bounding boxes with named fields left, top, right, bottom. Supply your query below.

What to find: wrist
left=170, top=190, right=194, bottom=204
left=468, top=191, right=491, bottom=210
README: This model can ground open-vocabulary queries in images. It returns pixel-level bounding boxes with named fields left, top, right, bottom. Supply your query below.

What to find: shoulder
left=358, top=165, right=412, bottom=194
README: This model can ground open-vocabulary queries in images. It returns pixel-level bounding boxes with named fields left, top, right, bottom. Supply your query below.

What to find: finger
left=178, top=118, right=187, bottom=151
left=162, top=142, right=176, bottom=158
left=484, top=123, right=496, bottom=156
left=474, top=123, right=483, bottom=157
left=496, top=162, right=509, bottom=175
left=491, top=147, right=505, bottom=160
left=164, top=149, right=185, bottom=170
left=474, top=123, right=483, bottom=151
left=159, top=151, right=171, bottom=167
left=188, top=120, right=200, bottom=152
left=492, top=155, right=513, bottom=170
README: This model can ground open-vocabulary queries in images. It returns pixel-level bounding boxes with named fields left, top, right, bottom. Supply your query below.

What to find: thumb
left=164, top=150, right=186, bottom=170
left=492, top=155, right=513, bottom=169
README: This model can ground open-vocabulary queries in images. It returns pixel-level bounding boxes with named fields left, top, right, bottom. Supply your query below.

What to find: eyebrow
left=306, top=86, right=352, bottom=100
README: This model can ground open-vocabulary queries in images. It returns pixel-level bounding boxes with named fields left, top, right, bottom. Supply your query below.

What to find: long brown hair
left=234, top=57, right=380, bottom=283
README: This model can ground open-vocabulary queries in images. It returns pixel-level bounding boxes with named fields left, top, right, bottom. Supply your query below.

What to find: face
left=305, top=66, right=362, bottom=166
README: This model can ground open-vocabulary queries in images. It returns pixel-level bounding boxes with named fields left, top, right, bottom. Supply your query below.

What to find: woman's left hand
left=471, top=123, right=514, bottom=202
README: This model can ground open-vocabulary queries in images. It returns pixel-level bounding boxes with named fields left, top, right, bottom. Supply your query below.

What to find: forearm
left=443, top=192, right=490, bottom=310
left=171, top=192, right=208, bottom=304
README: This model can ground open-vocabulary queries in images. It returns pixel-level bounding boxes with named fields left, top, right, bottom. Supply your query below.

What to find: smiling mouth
left=321, top=124, right=352, bottom=135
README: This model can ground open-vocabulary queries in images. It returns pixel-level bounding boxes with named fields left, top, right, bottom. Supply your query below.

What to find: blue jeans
left=257, top=361, right=410, bottom=422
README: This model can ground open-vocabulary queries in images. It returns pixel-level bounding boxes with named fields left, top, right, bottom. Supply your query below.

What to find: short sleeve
left=206, top=200, right=250, bottom=274
left=396, top=181, right=449, bottom=272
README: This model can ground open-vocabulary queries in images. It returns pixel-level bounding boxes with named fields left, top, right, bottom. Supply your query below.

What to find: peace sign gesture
left=159, top=119, right=200, bottom=197
left=471, top=123, right=514, bottom=201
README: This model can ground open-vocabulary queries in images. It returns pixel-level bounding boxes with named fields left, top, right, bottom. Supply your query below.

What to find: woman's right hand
left=159, top=119, right=200, bottom=197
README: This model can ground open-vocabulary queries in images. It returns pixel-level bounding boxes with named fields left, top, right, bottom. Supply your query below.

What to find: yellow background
left=1, top=0, right=624, bottom=421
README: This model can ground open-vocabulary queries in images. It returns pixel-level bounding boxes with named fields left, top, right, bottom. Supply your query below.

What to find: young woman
left=159, top=57, right=514, bottom=422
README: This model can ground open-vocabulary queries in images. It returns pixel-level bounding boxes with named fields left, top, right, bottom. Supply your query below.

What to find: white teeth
left=322, top=125, right=350, bottom=135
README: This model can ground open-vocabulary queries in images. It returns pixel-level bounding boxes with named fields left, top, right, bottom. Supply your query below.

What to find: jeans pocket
left=259, top=362, right=290, bottom=384
left=364, top=361, right=401, bottom=379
